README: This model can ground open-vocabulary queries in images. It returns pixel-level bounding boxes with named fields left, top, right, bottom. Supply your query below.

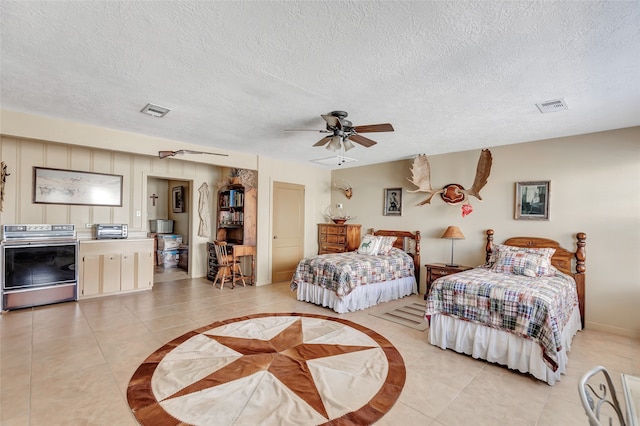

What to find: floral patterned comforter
left=290, top=248, right=415, bottom=298
left=424, top=267, right=579, bottom=371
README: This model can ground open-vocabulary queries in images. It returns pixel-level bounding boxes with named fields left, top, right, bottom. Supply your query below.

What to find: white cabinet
left=79, top=239, right=154, bottom=298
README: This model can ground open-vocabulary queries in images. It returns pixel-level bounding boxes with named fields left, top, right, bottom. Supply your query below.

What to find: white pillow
left=376, top=236, right=398, bottom=256
left=357, top=234, right=380, bottom=255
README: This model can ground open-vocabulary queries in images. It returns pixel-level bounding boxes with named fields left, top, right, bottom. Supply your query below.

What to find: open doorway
left=147, top=177, right=191, bottom=282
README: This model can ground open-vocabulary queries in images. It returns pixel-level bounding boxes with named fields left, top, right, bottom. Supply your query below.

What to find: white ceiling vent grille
left=140, top=103, right=171, bottom=117
left=311, top=155, right=358, bottom=166
left=536, top=99, right=568, bottom=114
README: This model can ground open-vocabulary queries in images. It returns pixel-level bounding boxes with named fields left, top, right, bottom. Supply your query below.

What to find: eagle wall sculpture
left=407, top=149, right=492, bottom=216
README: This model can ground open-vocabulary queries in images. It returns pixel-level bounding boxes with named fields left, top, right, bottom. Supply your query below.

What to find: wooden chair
left=578, top=365, right=627, bottom=426
left=211, top=241, right=246, bottom=290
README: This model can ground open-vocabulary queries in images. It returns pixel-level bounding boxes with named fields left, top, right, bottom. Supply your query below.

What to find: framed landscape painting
left=33, top=167, right=123, bottom=206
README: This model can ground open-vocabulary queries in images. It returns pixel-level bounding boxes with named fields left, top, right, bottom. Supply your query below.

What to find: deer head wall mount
left=332, top=180, right=353, bottom=199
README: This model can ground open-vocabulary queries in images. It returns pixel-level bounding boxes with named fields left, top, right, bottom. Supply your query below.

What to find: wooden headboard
left=485, top=229, right=587, bottom=328
left=368, top=229, right=421, bottom=286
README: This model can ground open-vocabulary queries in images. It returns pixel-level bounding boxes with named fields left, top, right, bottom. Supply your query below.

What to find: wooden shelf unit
left=216, top=184, right=256, bottom=246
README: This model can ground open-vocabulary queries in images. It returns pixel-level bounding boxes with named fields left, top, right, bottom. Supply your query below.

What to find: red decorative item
left=461, top=204, right=473, bottom=217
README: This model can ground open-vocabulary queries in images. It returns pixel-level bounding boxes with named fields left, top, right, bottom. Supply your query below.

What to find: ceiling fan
left=287, top=111, right=394, bottom=152
left=158, top=150, right=228, bottom=159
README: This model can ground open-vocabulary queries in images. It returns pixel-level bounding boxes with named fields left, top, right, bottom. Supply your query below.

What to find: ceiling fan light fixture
left=343, top=138, right=355, bottom=151
left=326, top=136, right=342, bottom=152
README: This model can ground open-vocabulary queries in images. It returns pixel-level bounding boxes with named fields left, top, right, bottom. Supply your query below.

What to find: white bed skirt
left=296, top=277, right=417, bottom=314
left=428, top=306, right=582, bottom=385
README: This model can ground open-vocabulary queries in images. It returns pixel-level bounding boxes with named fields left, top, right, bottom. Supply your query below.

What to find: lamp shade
left=441, top=225, right=465, bottom=240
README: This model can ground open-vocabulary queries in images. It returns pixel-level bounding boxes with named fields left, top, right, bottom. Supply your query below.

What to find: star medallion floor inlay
left=127, top=312, right=406, bottom=425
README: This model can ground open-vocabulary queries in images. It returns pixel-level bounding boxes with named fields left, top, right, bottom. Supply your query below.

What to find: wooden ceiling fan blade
left=348, top=134, right=378, bottom=147
left=313, top=136, right=332, bottom=147
left=353, top=123, right=394, bottom=133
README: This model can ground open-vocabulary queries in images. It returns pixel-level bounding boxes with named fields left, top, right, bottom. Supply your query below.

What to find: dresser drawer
left=430, top=267, right=453, bottom=278
left=320, top=225, right=346, bottom=236
left=322, top=234, right=346, bottom=244
left=320, top=244, right=345, bottom=254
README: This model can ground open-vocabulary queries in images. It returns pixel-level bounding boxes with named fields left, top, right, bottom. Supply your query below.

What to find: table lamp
left=441, top=226, right=465, bottom=267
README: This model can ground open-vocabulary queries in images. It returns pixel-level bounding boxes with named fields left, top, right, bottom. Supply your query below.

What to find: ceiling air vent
left=536, top=99, right=568, bottom=114
left=140, top=103, right=171, bottom=118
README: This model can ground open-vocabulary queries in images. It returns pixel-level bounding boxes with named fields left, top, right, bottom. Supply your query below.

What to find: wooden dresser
left=318, top=223, right=361, bottom=254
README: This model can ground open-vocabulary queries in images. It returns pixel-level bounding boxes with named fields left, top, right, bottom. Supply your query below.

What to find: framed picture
left=172, top=186, right=185, bottom=213
left=33, top=167, right=123, bottom=206
left=383, top=188, right=402, bottom=216
left=515, top=181, right=550, bottom=220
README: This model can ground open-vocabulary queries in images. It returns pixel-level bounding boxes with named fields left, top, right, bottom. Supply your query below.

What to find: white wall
left=147, top=177, right=169, bottom=221
left=332, top=127, right=640, bottom=337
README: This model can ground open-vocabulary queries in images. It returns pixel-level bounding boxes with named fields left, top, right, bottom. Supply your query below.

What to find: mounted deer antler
left=332, top=179, right=353, bottom=199
left=407, top=149, right=492, bottom=206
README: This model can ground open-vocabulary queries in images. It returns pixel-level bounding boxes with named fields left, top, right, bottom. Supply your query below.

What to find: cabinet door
left=136, top=251, right=154, bottom=289
left=82, top=255, right=101, bottom=297
left=101, top=254, right=122, bottom=294
left=120, top=252, right=135, bottom=291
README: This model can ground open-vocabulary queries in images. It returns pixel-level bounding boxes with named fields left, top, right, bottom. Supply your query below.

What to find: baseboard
left=585, top=320, right=640, bottom=339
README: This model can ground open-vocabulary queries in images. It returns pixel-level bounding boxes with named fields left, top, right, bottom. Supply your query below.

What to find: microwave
left=95, top=224, right=128, bottom=239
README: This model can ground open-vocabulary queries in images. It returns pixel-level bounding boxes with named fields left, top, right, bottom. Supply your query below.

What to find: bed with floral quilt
left=424, top=229, right=586, bottom=385
left=291, top=229, right=420, bottom=313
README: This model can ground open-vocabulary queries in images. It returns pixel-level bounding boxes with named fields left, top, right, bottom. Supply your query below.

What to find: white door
left=272, top=182, right=304, bottom=283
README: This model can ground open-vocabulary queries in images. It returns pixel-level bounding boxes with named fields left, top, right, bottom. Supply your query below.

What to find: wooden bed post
left=415, top=231, right=421, bottom=286
left=485, top=229, right=494, bottom=264
left=575, top=232, right=587, bottom=329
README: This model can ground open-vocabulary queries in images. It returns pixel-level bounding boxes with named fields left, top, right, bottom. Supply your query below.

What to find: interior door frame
left=143, top=172, right=193, bottom=276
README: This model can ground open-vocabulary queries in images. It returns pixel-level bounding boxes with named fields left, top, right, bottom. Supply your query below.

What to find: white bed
left=292, top=229, right=421, bottom=313
left=425, top=229, right=587, bottom=385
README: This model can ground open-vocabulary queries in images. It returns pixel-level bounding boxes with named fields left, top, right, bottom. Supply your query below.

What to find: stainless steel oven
left=1, top=224, right=78, bottom=311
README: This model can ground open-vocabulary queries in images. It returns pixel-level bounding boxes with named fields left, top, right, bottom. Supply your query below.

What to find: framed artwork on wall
left=172, top=186, right=185, bottom=213
left=33, top=167, right=123, bottom=206
left=515, top=181, right=550, bottom=220
left=383, top=188, right=402, bottom=216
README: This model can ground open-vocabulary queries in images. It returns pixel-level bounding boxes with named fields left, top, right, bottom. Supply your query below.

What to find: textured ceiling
left=1, top=1, right=639, bottom=169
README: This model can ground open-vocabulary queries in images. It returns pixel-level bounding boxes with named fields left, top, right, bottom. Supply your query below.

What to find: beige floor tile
left=409, top=346, right=485, bottom=390
left=376, top=401, right=436, bottom=425
left=1, top=380, right=30, bottom=423
left=1, top=276, right=637, bottom=425
left=399, top=370, right=461, bottom=418
left=30, top=364, right=136, bottom=426
left=537, top=397, right=587, bottom=426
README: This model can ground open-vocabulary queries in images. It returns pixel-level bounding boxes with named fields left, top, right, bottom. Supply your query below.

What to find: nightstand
left=424, top=263, right=473, bottom=299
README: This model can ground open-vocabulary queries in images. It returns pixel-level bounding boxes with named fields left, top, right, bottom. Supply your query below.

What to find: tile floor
left=1, top=275, right=638, bottom=425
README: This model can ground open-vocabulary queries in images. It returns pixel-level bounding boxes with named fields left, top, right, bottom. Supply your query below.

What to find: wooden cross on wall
left=150, top=193, right=158, bottom=206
